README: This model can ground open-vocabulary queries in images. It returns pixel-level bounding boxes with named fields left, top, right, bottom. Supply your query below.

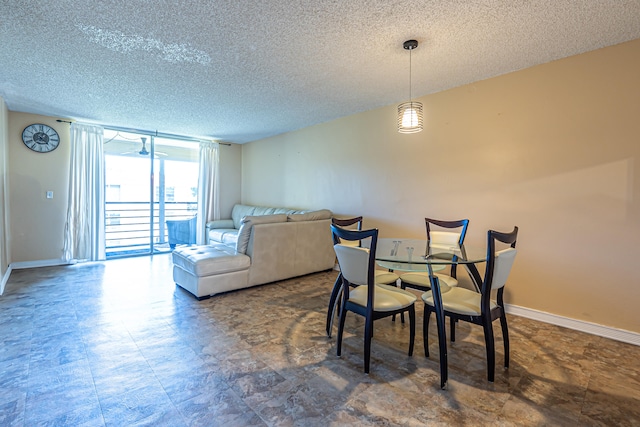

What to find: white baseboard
left=505, top=304, right=640, bottom=347
left=9, top=258, right=71, bottom=270
left=0, top=264, right=12, bottom=295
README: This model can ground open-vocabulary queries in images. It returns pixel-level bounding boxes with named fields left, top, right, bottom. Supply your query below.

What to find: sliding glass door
left=103, top=130, right=199, bottom=258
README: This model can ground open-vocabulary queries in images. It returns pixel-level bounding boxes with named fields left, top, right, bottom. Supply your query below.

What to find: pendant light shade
left=397, top=101, right=423, bottom=133
left=398, top=40, right=424, bottom=134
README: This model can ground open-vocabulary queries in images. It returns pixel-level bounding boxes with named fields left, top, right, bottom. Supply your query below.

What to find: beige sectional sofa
left=172, top=204, right=335, bottom=299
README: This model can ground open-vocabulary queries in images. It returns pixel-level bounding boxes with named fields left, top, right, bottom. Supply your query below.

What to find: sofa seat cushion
left=172, top=245, right=250, bottom=277
left=208, top=228, right=239, bottom=246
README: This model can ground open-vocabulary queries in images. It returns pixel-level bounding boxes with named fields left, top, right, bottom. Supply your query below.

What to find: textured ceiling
left=1, top=1, right=640, bottom=144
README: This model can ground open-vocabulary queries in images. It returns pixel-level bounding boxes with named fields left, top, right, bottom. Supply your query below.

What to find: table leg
left=430, top=272, right=448, bottom=389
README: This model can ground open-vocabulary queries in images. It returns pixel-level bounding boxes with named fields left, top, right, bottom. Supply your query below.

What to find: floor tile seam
left=580, top=370, right=599, bottom=420
left=223, top=379, right=269, bottom=426
left=172, top=399, right=215, bottom=427
left=140, top=384, right=192, bottom=427
left=130, top=335, right=198, bottom=421
left=18, top=328, right=37, bottom=425
left=1, top=389, right=27, bottom=425
left=82, top=321, right=152, bottom=427
left=500, top=366, right=591, bottom=422
left=492, top=380, right=531, bottom=422
left=52, top=332, right=107, bottom=426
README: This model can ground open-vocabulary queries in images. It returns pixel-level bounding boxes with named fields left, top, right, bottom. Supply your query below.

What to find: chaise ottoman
left=172, top=244, right=251, bottom=300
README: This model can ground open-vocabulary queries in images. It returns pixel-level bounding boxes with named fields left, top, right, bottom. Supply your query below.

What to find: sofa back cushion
left=231, top=204, right=302, bottom=229
left=236, top=214, right=288, bottom=253
left=287, top=209, right=332, bottom=222
left=231, top=204, right=257, bottom=229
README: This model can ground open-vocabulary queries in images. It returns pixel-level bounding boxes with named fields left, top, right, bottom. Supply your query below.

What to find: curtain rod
left=56, top=119, right=232, bottom=146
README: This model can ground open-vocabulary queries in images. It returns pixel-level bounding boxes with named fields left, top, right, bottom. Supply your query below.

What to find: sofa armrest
left=206, top=219, right=235, bottom=230
left=236, top=214, right=288, bottom=253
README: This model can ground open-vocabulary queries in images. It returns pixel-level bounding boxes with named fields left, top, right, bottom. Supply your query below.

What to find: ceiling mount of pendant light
left=398, top=39, right=423, bottom=134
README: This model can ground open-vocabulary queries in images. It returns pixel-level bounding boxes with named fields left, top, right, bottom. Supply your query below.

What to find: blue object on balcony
left=167, top=215, right=197, bottom=249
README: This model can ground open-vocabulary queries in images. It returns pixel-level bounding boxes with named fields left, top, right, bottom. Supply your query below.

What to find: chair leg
left=483, top=321, right=496, bottom=382
left=450, top=317, right=456, bottom=343
left=500, top=313, right=510, bottom=369
left=408, top=306, right=415, bottom=356
left=423, top=305, right=431, bottom=357
left=399, top=281, right=406, bottom=324
left=326, top=274, right=342, bottom=337
left=390, top=279, right=402, bottom=323
left=364, top=317, right=373, bottom=374
left=337, top=307, right=347, bottom=357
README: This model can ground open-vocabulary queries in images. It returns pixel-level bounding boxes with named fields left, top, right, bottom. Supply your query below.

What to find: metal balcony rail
left=105, top=201, right=197, bottom=257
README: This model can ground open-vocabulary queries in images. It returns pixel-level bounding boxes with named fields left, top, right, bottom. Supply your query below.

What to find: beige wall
left=0, top=97, right=9, bottom=277
left=8, top=113, right=71, bottom=263
left=219, top=142, right=242, bottom=217
left=242, top=39, right=640, bottom=333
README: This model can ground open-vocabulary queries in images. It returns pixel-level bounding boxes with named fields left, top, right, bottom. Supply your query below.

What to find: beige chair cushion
left=334, top=244, right=370, bottom=285
left=374, top=270, right=399, bottom=285
left=334, top=246, right=398, bottom=285
left=422, top=287, right=498, bottom=316
left=430, top=231, right=461, bottom=251
left=349, top=284, right=417, bottom=312
left=491, top=248, right=517, bottom=290
left=400, top=271, right=457, bottom=289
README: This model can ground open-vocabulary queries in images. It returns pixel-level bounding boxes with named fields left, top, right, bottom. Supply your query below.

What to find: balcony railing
left=105, top=201, right=197, bottom=258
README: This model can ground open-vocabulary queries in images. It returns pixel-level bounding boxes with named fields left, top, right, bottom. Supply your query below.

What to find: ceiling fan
left=121, top=137, right=167, bottom=157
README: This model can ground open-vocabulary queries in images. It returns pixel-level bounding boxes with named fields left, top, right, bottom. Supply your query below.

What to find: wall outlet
left=46, top=191, right=53, bottom=199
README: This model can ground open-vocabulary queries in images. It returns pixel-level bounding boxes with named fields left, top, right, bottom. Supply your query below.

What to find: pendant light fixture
left=397, top=39, right=423, bottom=133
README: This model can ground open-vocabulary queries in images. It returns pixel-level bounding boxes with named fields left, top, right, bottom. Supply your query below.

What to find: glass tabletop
left=375, top=238, right=486, bottom=265
left=376, top=260, right=447, bottom=273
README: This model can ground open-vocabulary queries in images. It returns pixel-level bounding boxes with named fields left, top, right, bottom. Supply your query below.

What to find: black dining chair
left=331, top=224, right=416, bottom=373
left=422, top=226, right=518, bottom=382
left=326, top=216, right=399, bottom=337
left=399, top=218, right=470, bottom=293
left=397, top=218, right=469, bottom=325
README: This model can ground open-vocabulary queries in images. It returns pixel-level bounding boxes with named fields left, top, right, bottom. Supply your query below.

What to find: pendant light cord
left=409, top=47, right=413, bottom=102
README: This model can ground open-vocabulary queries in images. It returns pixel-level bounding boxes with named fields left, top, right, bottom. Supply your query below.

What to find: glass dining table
left=375, top=238, right=487, bottom=389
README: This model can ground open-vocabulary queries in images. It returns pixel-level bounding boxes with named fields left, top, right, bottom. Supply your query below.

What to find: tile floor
left=1, top=254, right=639, bottom=426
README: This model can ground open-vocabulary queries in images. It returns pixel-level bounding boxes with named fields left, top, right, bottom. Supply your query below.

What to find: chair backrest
left=490, top=248, right=517, bottom=290
left=334, top=245, right=371, bottom=286
left=425, top=218, right=469, bottom=275
left=425, top=218, right=469, bottom=250
left=332, top=216, right=363, bottom=230
left=429, top=231, right=463, bottom=251
left=483, top=227, right=518, bottom=295
left=331, top=225, right=378, bottom=290
left=332, top=216, right=364, bottom=247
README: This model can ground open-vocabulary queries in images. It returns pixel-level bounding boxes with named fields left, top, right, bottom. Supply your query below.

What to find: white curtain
left=196, top=141, right=220, bottom=245
left=62, top=123, right=106, bottom=262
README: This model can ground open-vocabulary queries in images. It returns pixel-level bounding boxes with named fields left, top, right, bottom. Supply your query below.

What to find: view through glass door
left=103, top=130, right=199, bottom=258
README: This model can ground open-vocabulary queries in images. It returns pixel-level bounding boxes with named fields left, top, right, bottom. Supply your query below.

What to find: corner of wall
left=0, top=97, right=10, bottom=277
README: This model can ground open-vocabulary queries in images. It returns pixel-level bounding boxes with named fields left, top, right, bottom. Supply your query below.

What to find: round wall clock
left=22, top=124, right=60, bottom=153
